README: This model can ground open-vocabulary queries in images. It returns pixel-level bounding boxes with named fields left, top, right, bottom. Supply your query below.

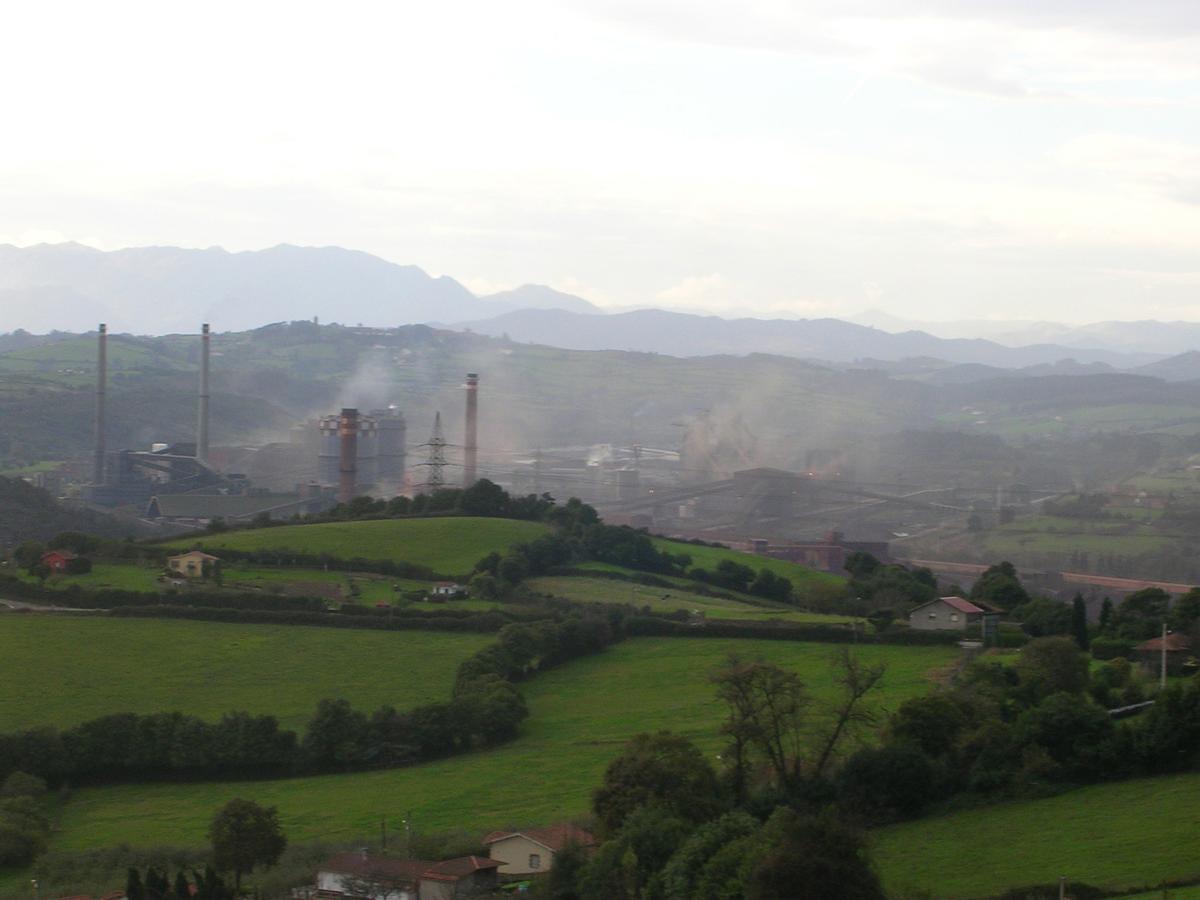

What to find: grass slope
left=160, top=517, right=550, bottom=576
left=0, top=617, right=491, bottom=731
left=47, top=638, right=955, bottom=850
left=527, top=575, right=862, bottom=624
left=873, top=773, right=1200, bottom=898
left=652, top=537, right=845, bottom=589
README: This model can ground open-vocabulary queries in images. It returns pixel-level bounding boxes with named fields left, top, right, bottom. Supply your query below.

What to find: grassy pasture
left=159, top=517, right=550, bottom=576
left=527, top=575, right=862, bottom=624
left=47, top=637, right=956, bottom=850
left=0, top=616, right=490, bottom=731
left=653, top=537, right=845, bottom=589
left=873, top=773, right=1200, bottom=899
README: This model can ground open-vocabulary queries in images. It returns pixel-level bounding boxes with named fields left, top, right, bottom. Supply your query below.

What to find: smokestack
left=464, top=373, right=479, bottom=487
left=92, top=324, right=107, bottom=484
left=197, top=323, right=210, bottom=462
left=338, top=407, right=360, bottom=504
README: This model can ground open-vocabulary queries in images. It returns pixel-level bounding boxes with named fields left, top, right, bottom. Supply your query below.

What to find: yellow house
left=482, top=824, right=596, bottom=876
left=166, top=550, right=221, bottom=578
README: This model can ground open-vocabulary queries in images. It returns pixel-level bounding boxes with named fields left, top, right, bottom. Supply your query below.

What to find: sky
left=2, top=0, right=1200, bottom=323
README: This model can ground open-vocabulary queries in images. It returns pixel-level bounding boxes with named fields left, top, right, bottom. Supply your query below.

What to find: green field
left=527, top=575, right=862, bottom=624
left=45, top=637, right=956, bottom=850
left=652, top=537, right=845, bottom=589
left=0, top=616, right=491, bottom=731
left=874, top=773, right=1200, bottom=898
left=160, top=517, right=550, bottom=576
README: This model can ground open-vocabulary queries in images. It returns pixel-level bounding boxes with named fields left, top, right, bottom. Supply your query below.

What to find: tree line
left=0, top=616, right=617, bottom=790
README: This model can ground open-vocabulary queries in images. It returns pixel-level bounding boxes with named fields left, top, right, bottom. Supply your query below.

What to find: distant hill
left=0, top=476, right=143, bottom=545
left=456, top=308, right=1159, bottom=368
left=0, top=244, right=559, bottom=334
left=1135, top=350, right=1200, bottom=382
left=475, top=284, right=600, bottom=315
left=853, top=310, right=1200, bottom=356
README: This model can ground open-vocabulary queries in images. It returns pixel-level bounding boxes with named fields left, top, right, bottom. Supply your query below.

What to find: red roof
left=421, top=856, right=501, bottom=882
left=939, top=596, right=987, bottom=615
left=482, top=823, right=597, bottom=853
left=1137, top=633, right=1193, bottom=652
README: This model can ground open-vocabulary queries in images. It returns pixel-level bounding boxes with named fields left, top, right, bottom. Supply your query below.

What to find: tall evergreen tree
left=126, top=869, right=145, bottom=900
left=1071, top=594, right=1090, bottom=651
left=1099, top=597, right=1114, bottom=633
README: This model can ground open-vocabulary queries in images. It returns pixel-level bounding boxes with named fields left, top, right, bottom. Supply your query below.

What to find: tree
left=886, top=693, right=972, bottom=758
left=1071, top=594, right=1090, bottom=650
left=712, top=656, right=808, bottom=798
left=1170, top=588, right=1200, bottom=632
left=301, top=698, right=368, bottom=769
left=592, top=732, right=721, bottom=834
left=208, top=798, right=287, bottom=892
left=812, top=648, right=887, bottom=776
left=1111, top=587, right=1171, bottom=640
left=837, top=744, right=938, bottom=821
left=1014, top=598, right=1071, bottom=637
left=12, top=541, right=45, bottom=569
left=654, top=811, right=759, bottom=900
left=843, top=551, right=880, bottom=580
left=744, top=808, right=886, bottom=900
left=542, top=839, right=589, bottom=900
left=126, top=868, right=146, bottom=900
left=970, top=561, right=1030, bottom=611
left=1099, top=597, right=1114, bottom=633
left=1016, top=637, right=1090, bottom=703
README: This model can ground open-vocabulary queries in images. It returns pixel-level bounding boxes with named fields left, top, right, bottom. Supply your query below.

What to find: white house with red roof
left=908, top=596, right=1001, bottom=632
left=482, top=823, right=597, bottom=876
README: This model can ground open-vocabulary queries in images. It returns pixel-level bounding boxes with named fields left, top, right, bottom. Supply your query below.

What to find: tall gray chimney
left=464, top=373, right=479, bottom=487
left=93, top=324, right=107, bottom=484
left=197, top=323, right=210, bottom=462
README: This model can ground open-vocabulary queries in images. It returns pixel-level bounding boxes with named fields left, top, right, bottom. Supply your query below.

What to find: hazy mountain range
left=1, top=242, right=1196, bottom=371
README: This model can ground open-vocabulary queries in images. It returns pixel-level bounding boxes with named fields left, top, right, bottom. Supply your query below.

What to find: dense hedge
left=622, top=616, right=963, bottom=645
left=109, top=606, right=511, bottom=633
left=0, top=575, right=326, bottom=612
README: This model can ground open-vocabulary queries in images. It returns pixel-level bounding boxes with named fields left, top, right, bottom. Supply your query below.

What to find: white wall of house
left=909, top=599, right=972, bottom=631
left=486, top=835, right=554, bottom=875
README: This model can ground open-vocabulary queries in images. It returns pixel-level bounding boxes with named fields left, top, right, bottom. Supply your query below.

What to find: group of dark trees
left=843, top=551, right=936, bottom=619
left=547, top=651, right=894, bottom=900
left=121, top=798, right=286, bottom=897
left=836, top=637, right=1200, bottom=824
left=0, top=771, right=50, bottom=867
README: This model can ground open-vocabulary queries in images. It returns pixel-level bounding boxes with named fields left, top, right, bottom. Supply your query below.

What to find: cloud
left=1057, top=133, right=1200, bottom=206
left=575, top=1, right=1200, bottom=99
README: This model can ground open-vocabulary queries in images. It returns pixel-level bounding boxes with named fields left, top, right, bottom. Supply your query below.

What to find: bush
left=1090, top=637, right=1135, bottom=661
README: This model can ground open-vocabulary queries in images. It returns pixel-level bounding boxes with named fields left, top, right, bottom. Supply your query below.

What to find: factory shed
left=145, top=493, right=320, bottom=527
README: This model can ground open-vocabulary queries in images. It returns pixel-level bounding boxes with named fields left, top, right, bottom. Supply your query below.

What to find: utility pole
left=1058, top=874, right=1065, bottom=900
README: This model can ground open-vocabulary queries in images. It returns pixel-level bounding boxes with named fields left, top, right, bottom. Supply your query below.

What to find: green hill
left=0, top=476, right=144, bottom=544
left=0, top=617, right=490, bottom=731
left=44, top=637, right=955, bottom=851
left=653, top=536, right=845, bottom=588
left=873, top=773, right=1200, bottom=898
left=160, top=517, right=550, bottom=576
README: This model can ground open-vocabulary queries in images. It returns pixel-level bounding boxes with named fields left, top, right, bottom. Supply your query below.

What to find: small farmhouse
left=908, top=596, right=1001, bottom=633
left=314, top=851, right=500, bottom=900
left=430, top=582, right=466, bottom=598
left=39, top=550, right=77, bottom=573
left=482, top=823, right=597, bottom=876
left=166, top=550, right=221, bottom=578
left=1136, top=632, right=1195, bottom=676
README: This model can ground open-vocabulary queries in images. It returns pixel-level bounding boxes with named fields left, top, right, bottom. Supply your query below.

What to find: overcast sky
left=2, top=0, right=1199, bottom=323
